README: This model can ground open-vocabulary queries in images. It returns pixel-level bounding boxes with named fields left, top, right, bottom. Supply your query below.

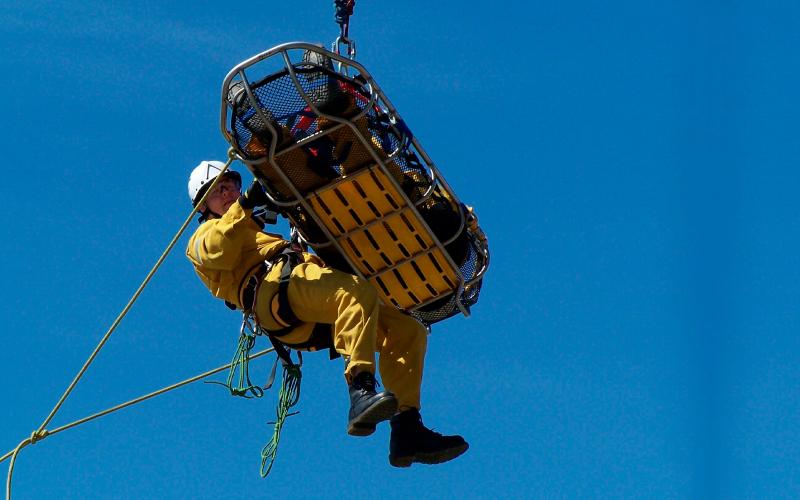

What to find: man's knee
left=399, top=316, right=428, bottom=352
left=340, top=273, right=379, bottom=306
left=412, top=321, right=428, bottom=349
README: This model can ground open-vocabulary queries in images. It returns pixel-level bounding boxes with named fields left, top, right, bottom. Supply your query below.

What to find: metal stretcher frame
left=219, top=42, right=489, bottom=322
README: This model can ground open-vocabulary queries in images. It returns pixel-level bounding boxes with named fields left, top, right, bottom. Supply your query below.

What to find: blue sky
left=2, top=1, right=800, bottom=498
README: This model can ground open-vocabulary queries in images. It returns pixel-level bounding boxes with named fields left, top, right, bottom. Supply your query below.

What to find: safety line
left=3, top=347, right=275, bottom=498
left=5, top=152, right=237, bottom=500
left=1, top=347, right=275, bottom=464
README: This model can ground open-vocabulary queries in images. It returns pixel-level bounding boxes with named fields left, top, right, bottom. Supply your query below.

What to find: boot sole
left=347, top=394, right=398, bottom=437
left=389, top=442, right=469, bottom=468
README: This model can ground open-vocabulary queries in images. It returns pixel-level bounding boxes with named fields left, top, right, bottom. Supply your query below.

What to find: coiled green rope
left=207, top=311, right=304, bottom=478
left=206, top=313, right=266, bottom=398
left=226, top=328, right=264, bottom=398
left=260, top=363, right=302, bottom=477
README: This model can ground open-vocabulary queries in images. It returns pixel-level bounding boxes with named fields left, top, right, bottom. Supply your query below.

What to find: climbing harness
left=256, top=248, right=305, bottom=336
left=219, top=42, right=490, bottom=326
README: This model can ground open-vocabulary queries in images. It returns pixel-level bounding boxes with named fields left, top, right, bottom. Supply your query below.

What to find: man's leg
left=375, top=306, right=469, bottom=467
left=375, top=304, right=427, bottom=411
left=286, top=261, right=397, bottom=434
left=287, top=261, right=379, bottom=379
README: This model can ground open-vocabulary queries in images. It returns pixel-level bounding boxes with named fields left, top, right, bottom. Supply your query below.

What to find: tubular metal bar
left=248, top=48, right=375, bottom=285
left=237, top=120, right=365, bottom=211
left=219, top=42, right=485, bottom=318
left=309, top=172, right=466, bottom=249
left=286, top=50, right=468, bottom=285
left=224, top=44, right=469, bottom=314
left=468, top=237, right=491, bottom=287
left=410, top=281, right=466, bottom=313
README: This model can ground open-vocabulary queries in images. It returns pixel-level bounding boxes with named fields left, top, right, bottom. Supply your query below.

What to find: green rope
left=260, top=363, right=302, bottom=477
left=227, top=329, right=263, bottom=398
left=206, top=312, right=304, bottom=477
left=206, top=314, right=265, bottom=398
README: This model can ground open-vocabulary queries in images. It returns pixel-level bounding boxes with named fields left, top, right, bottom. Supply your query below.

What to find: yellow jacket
left=186, top=200, right=288, bottom=308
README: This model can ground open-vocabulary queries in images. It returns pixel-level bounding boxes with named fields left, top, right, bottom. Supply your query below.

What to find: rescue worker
left=185, top=160, right=468, bottom=467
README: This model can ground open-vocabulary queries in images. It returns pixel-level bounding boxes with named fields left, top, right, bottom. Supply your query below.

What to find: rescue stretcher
left=219, top=42, right=489, bottom=325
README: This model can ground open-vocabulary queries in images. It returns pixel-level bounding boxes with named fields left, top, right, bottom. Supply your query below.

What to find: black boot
left=389, top=409, right=469, bottom=467
left=347, top=371, right=398, bottom=437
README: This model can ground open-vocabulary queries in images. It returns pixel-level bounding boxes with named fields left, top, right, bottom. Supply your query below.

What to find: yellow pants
left=254, top=259, right=427, bottom=410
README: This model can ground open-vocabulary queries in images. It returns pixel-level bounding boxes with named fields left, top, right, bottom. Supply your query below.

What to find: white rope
left=3, top=347, right=275, bottom=499
left=5, top=151, right=242, bottom=499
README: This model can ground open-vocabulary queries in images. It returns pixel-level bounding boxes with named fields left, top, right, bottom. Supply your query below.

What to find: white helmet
left=188, top=160, right=242, bottom=206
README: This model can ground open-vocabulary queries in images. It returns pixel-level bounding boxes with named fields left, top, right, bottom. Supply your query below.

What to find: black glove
left=238, top=179, right=270, bottom=210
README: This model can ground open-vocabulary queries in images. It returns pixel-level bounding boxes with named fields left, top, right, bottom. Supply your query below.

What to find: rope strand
left=36, top=153, right=235, bottom=433
left=3, top=347, right=275, bottom=497
left=5, top=151, right=238, bottom=500
left=260, top=364, right=302, bottom=477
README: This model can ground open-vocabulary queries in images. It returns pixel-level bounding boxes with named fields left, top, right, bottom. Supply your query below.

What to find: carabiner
left=332, top=35, right=357, bottom=60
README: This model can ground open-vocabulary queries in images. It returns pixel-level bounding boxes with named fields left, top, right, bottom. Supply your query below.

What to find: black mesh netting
left=412, top=237, right=485, bottom=325
left=227, top=56, right=485, bottom=324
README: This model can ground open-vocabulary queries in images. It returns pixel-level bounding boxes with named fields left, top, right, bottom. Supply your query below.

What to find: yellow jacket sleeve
left=187, top=200, right=295, bottom=306
left=187, top=201, right=260, bottom=271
